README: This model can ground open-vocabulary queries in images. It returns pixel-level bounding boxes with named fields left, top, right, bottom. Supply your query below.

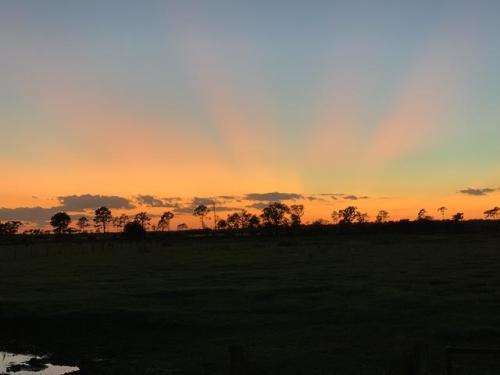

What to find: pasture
left=1, top=231, right=500, bottom=374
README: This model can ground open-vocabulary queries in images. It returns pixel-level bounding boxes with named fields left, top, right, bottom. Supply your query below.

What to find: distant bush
left=123, top=221, right=146, bottom=240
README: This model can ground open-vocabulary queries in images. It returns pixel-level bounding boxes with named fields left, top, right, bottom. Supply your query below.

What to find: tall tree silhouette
left=113, top=214, right=129, bottom=232
left=437, top=206, right=447, bottom=220
left=193, top=204, right=209, bottom=228
left=338, top=206, right=358, bottom=224
left=375, top=210, right=389, bottom=223
left=76, top=217, right=90, bottom=233
left=417, top=209, right=432, bottom=221
left=211, top=200, right=217, bottom=230
left=134, top=212, right=151, bottom=230
left=94, top=206, right=113, bottom=233
left=50, top=212, right=71, bottom=234
left=158, top=211, right=174, bottom=231
left=261, top=202, right=290, bottom=226
left=290, top=204, right=304, bottom=226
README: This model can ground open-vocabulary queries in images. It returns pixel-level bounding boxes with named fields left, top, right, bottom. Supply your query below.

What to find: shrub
left=123, top=221, right=146, bottom=240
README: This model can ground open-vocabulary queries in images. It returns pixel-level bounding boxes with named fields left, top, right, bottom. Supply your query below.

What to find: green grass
left=1, top=232, right=500, bottom=374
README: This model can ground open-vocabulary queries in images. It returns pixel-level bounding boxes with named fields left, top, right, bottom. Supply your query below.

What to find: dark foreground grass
left=1, top=232, right=500, bottom=374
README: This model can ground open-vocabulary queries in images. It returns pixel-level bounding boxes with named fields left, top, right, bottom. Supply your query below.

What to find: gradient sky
left=1, top=0, right=499, bottom=227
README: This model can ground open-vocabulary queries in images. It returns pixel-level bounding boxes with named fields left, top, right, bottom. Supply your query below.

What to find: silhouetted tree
left=417, top=209, right=433, bottom=221
left=50, top=212, right=71, bottom=234
left=134, top=212, right=151, bottom=230
left=375, top=210, right=389, bottom=223
left=123, top=221, right=146, bottom=240
left=452, top=212, right=464, bottom=222
left=113, top=214, right=129, bottom=232
left=261, top=202, right=290, bottom=226
left=0, top=221, right=22, bottom=235
left=248, top=214, right=261, bottom=228
left=23, top=228, right=43, bottom=236
left=76, top=217, right=90, bottom=233
left=94, top=206, right=113, bottom=233
left=193, top=204, right=209, bottom=228
left=338, top=206, right=358, bottom=224
left=211, top=200, right=217, bottom=230
left=158, top=211, right=174, bottom=231
left=225, top=210, right=259, bottom=230
left=290, top=204, right=304, bottom=226
left=227, top=212, right=242, bottom=229
left=355, top=212, right=369, bottom=223
left=437, top=206, right=447, bottom=220
left=216, top=219, right=227, bottom=230
left=331, top=210, right=341, bottom=224
left=484, top=207, right=500, bottom=219
left=239, top=210, right=253, bottom=228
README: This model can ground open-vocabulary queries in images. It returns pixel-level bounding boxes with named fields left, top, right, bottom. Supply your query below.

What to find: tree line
left=1, top=203, right=499, bottom=236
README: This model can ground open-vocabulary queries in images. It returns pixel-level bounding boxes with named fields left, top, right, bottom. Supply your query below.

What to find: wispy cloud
left=136, top=195, right=179, bottom=208
left=343, top=195, right=369, bottom=201
left=459, top=187, right=498, bottom=196
left=245, top=192, right=303, bottom=201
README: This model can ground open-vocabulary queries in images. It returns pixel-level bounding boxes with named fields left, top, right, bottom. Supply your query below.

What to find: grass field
left=1, top=232, right=500, bottom=374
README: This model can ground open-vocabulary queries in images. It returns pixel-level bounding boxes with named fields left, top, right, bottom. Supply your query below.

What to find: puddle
left=0, top=352, right=79, bottom=374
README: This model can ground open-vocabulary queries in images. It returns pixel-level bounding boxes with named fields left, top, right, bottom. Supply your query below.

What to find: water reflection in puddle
left=0, top=352, right=79, bottom=374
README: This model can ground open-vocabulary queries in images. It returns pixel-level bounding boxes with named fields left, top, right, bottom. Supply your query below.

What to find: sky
left=1, top=0, right=499, bottom=228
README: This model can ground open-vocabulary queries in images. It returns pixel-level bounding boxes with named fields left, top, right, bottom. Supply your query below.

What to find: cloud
left=136, top=195, right=179, bottom=208
left=217, top=195, right=237, bottom=200
left=343, top=195, right=369, bottom=201
left=311, top=194, right=340, bottom=200
left=216, top=195, right=241, bottom=203
left=305, top=196, right=326, bottom=201
left=214, top=206, right=240, bottom=212
left=246, top=202, right=270, bottom=210
left=459, top=188, right=498, bottom=196
left=245, top=192, right=303, bottom=201
left=192, top=197, right=216, bottom=206
left=0, top=206, right=61, bottom=225
left=162, top=197, right=182, bottom=203
left=58, top=194, right=134, bottom=211
left=173, top=207, right=195, bottom=214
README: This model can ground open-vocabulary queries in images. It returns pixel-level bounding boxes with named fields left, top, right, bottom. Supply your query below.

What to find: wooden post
left=229, top=345, right=245, bottom=375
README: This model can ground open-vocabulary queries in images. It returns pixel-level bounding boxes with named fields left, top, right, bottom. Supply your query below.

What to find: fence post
left=229, top=345, right=245, bottom=375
